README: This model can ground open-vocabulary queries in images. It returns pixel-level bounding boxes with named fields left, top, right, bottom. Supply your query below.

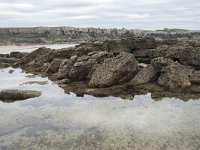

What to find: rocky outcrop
left=1, top=37, right=200, bottom=100
left=89, top=52, right=138, bottom=87
left=0, top=89, right=41, bottom=102
left=150, top=46, right=200, bottom=67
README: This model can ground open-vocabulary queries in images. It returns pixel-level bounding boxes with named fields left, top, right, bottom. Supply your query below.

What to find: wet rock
left=0, top=89, right=41, bottom=102
left=158, top=64, right=191, bottom=89
left=20, top=81, right=48, bottom=85
left=8, top=69, right=14, bottom=74
left=130, top=65, right=158, bottom=85
left=89, top=52, right=138, bottom=87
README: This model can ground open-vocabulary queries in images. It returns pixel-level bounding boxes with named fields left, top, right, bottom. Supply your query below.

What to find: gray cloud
left=0, top=0, right=199, bottom=29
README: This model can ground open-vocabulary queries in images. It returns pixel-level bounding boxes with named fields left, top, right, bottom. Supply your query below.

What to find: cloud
left=0, top=0, right=199, bottom=29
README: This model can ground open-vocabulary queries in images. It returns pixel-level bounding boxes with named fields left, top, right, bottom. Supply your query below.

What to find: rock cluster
left=1, top=36, right=200, bottom=99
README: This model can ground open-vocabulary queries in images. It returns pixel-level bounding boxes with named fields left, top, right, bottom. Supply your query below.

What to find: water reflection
left=0, top=68, right=200, bottom=149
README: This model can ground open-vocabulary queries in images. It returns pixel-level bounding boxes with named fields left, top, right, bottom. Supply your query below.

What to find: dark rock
left=151, top=57, right=174, bottom=71
left=0, top=57, right=19, bottom=65
left=130, top=65, right=158, bottom=85
left=10, top=52, right=28, bottom=59
left=89, top=52, right=138, bottom=87
left=57, top=51, right=113, bottom=81
left=189, top=71, right=200, bottom=84
left=16, top=47, right=51, bottom=66
left=158, top=64, right=191, bottom=89
left=0, top=89, right=41, bottom=102
left=0, top=62, right=10, bottom=68
left=46, top=58, right=62, bottom=74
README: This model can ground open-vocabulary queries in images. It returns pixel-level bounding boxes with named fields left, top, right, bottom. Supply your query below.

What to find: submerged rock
left=89, top=52, right=138, bottom=87
left=0, top=89, right=41, bottom=102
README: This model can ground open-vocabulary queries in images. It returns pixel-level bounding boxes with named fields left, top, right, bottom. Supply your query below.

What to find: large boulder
left=130, top=65, right=158, bottom=85
left=89, top=52, right=138, bottom=87
left=158, top=64, right=191, bottom=89
left=57, top=51, right=113, bottom=81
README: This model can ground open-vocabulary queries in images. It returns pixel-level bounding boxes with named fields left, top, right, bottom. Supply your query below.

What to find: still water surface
left=0, top=46, right=200, bottom=150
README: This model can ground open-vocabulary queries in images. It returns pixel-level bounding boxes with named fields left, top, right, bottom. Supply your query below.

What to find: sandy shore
left=0, top=44, right=76, bottom=54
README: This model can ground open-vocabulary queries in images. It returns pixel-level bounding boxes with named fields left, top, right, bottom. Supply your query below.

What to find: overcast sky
left=0, top=0, right=199, bottom=30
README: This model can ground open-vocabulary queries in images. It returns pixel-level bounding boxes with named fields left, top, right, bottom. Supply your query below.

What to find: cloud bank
left=0, top=0, right=199, bottom=29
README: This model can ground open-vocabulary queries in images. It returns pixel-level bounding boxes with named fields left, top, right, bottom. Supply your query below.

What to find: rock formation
left=1, top=36, right=200, bottom=100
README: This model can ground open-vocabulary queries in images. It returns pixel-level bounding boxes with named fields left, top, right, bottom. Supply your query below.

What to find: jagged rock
left=57, top=51, right=113, bottom=81
left=16, top=47, right=51, bottom=66
left=89, top=52, right=138, bottom=87
left=0, top=89, right=41, bottom=102
left=151, top=57, right=174, bottom=71
left=46, top=59, right=62, bottom=74
left=150, top=46, right=200, bottom=67
left=57, top=56, right=78, bottom=80
left=130, top=65, right=158, bottom=85
left=158, top=64, right=191, bottom=89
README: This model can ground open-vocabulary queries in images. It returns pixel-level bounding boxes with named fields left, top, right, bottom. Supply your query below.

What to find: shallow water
left=0, top=44, right=76, bottom=54
left=0, top=67, right=200, bottom=150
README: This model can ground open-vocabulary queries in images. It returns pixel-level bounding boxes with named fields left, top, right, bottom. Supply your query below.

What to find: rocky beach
left=1, top=35, right=200, bottom=101
left=0, top=29, right=200, bottom=149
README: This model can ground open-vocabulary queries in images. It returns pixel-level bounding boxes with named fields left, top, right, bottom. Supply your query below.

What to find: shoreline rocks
left=1, top=36, right=200, bottom=100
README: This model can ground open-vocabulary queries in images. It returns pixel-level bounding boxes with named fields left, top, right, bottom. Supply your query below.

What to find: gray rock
left=46, top=58, right=62, bottom=74
left=150, top=45, right=200, bottom=67
left=89, top=52, right=138, bottom=87
left=151, top=57, right=174, bottom=71
left=158, top=64, right=191, bottom=89
left=131, top=65, right=158, bottom=85
left=0, top=89, right=41, bottom=102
